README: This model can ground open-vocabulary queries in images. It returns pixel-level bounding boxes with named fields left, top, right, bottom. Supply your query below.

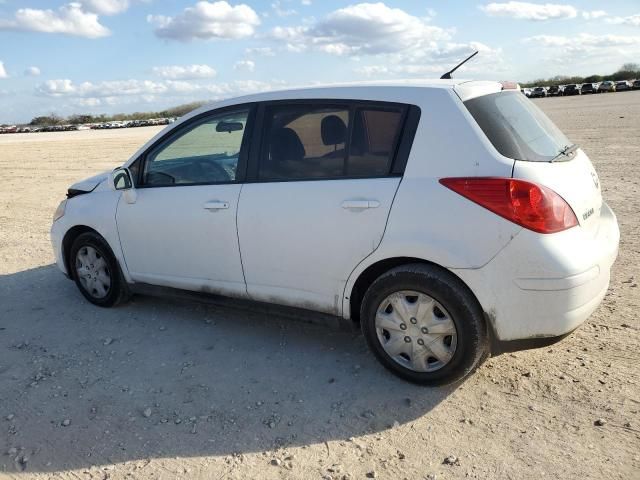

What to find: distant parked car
left=598, top=81, right=616, bottom=93
left=616, top=81, right=632, bottom=91
left=530, top=86, right=547, bottom=98
left=633, top=80, right=640, bottom=90
left=547, top=85, right=562, bottom=96
left=523, top=88, right=532, bottom=97
left=563, top=84, right=581, bottom=96
left=581, top=83, right=597, bottom=94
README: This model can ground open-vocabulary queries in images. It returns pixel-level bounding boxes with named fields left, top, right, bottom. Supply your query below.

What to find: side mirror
left=111, top=168, right=137, bottom=204
left=112, top=168, right=133, bottom=190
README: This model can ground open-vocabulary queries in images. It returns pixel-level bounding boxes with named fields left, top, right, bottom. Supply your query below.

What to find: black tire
left=69, top=232, right=130, bottom=307
left=360, top=263, right=488, bottom=385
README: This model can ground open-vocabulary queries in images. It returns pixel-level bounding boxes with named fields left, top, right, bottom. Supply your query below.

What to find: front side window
left=464, top=91, right=572, bottom=162
left=143, top=109, right=250, bottom=186
left=259, top=103, right=404, bottom=181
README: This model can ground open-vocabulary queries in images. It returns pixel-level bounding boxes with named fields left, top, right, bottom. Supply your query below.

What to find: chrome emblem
left=591, top=172, right=599, bottom=189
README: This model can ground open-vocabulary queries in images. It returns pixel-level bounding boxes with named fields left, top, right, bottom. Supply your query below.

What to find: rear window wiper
left=551, top=144, right=578, bottom=162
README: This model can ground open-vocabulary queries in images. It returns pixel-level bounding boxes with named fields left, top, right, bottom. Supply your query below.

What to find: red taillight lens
left=439, top=177, right=578, bottom=234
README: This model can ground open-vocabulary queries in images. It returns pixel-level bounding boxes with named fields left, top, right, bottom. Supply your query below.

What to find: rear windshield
left=464, top=91, right=572, bottom=162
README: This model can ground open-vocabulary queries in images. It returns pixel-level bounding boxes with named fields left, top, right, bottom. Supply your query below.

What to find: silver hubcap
left=375, top=290, right=458, bottom=373
left=75, top=246, right=111, bottom=299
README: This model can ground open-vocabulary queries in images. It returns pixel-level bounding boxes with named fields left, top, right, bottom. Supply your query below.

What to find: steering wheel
left=193, top=159, right=232, bottom=182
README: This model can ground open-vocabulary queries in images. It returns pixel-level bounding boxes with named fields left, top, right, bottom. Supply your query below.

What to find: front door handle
left=203, top=201, right=229, bottom=210
left=341, top=200, right=380, bottom=209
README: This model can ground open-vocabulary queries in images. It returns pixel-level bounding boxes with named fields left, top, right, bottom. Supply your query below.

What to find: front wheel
left=70, top=232, right=130, bottom=307
left=360, top=264, right=488, bottom=385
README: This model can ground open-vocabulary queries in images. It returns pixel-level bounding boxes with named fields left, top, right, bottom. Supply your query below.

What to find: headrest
left=270, top=127, right=305, bottom=162
left=321, top=115, right=347, bottom=146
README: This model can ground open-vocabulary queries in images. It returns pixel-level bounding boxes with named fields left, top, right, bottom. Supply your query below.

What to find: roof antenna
left=440, top=50, right=479, bottom=80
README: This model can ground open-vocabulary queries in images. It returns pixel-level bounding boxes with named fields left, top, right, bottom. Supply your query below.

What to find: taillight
left=439, top=177, right=578, bottom=234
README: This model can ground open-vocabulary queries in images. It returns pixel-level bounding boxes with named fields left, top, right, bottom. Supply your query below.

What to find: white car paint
left=51, top=79, right=619, bottom=345
left=51, top=180, right=131, bottom=282
left=116, top=184, right=247, bottom=298
left=237, top=177, right=401, bottom=314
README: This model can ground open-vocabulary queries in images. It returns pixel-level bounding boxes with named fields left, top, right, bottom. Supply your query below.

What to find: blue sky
left=0, top=0, right=638, bottom=123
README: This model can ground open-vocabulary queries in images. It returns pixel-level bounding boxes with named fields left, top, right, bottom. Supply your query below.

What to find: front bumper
left=453, top=202, right=620, bottom=343
left=50, top=219, right=68, bottom=276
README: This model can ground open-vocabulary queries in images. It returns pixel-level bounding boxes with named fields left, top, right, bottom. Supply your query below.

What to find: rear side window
left=259, top=103, right=405, bottom=181
left=464, top=91, right=572, bottom=162
left=349, top=107, right=404, bottom=176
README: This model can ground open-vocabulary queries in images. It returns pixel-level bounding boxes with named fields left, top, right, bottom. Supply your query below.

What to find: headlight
left=53, top=199, right=67, bottom=222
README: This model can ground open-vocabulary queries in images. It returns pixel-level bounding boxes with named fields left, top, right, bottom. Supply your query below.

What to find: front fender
left=52, top=190, right=131, bottom=283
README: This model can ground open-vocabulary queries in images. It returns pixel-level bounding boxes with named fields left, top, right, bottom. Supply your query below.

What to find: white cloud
left=582, top=10, right=607, bottom=20
left=234, top=59, right=255, bottom=72
left=37, top=79, right=170, bottom=98
left=25, top=66, right=41, bottom=76
left=78, top=97, right=102, bottom=107
left=152, top=64, right=217, bottom=79
left=272, top=1, right=297, bottom=17
left=0, top=61, right=7, bottom=79
left=36, top=78, right=286, bottom=101
left=606, top=14, right=640, bottom=27
left=522, top=33, right=640, bottom=72
left=480, top=2, right=578, bottom=21
left=271, top=2, right=451, bottom=56
left=0, top=3, right=110, bottom=38
left=148, top=1, right=260, bottom=41
left=269, top=3, right=505, bottom=78
left=245, top=46, right=275, bottom=56
left=80, top=0, right=130, bottom=15
left=356, top=41, right=506, bottom=77
left=354, top=65, right=390, bottom=76
left=301, top=0, right=312, bottom=5
left=524, top=33, right=640, bottom=47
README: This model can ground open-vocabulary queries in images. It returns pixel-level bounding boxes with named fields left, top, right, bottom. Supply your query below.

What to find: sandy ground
left=0, top=92, right=638, bottom=480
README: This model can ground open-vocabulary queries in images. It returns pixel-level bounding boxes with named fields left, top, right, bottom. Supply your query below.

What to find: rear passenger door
left=237, top=101, right=418, bottom=315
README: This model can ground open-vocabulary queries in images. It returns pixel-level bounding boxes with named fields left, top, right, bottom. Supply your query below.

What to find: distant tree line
left=521, top=63, right=640, bottom=88
left=28, top=101, right=206, bottom=127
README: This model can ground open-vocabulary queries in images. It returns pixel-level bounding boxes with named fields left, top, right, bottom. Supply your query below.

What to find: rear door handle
left=341, top=200, right=380, bottom=209
left=203, top=201, right=229, bottom=210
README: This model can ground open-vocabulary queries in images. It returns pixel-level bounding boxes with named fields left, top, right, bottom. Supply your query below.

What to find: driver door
left=116, top=106, right=254, bottom=298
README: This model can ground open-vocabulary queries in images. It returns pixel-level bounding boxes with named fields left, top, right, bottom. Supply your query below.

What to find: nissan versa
left=51, top=80, right=620, bottom=385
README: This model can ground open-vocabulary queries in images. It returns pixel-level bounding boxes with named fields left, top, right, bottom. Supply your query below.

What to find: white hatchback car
left=51, top=80, right=619, bottom=384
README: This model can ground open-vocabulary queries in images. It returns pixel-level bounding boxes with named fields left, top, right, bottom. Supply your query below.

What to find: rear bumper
left=453, top=202, right=619, bottom=343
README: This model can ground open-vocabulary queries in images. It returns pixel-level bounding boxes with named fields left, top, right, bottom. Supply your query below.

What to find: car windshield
left=464, top=91, right=573, bottom=163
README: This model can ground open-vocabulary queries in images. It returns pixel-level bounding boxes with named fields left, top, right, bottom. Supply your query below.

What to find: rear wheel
left=360, top=264, right=488, bottom=385
left=70, top=232, right=130, bottom=307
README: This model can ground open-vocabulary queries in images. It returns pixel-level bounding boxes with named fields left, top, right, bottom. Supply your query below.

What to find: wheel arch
left=346, top=256, right=487, bottom=328
left=61, top=225, right=104, bottom=276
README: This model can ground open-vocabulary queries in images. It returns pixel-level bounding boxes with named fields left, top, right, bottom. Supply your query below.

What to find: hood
left=67, top=170, right=110, bottom=198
